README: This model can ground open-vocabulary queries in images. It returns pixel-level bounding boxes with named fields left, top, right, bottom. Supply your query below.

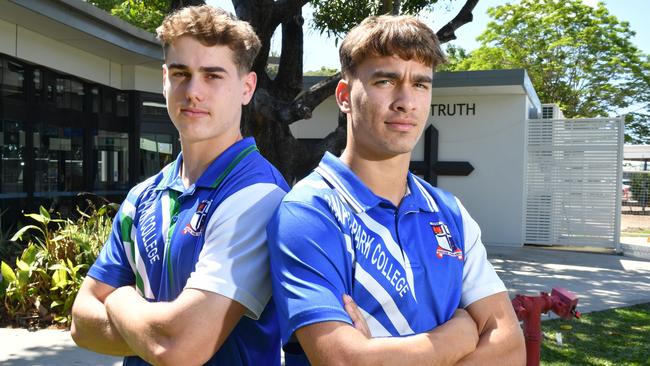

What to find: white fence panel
left=524, top=117, right=623, bottom=248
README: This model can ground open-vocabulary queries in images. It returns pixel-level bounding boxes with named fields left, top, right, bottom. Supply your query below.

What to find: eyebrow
left=167, top=63, right=229, bottom=74
left=371, top=70, right=433, bottom=84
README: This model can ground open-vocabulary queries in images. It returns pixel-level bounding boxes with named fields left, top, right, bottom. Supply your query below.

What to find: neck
left=340, top=148, right=411, bottom=206
left=179, top=133, right=242, bottom=188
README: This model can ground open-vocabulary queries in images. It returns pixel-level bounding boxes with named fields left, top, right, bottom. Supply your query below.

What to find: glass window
left=103, top=89, right=113, bottom=114
left=91, top=87, right=100, bottom=113
left=94, top=130, right=129, bottom=190
left=33, top=125, right=84, bottom=192
left=142, top=100, right=168, bottom=117
left=0, top=121, right=25, bottom=192
left=1, top=59, right=25, bottom=98
left=116, top=92, right=129, bottom=117
left=33, top=69, right=43, bottom=100
left=140, top=133, right=174, bottom=181
left=55, top=78, right=84, bottom=111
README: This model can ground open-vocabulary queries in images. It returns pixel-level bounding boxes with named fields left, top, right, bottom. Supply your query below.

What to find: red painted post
left=511, top=288, right=580, bottom=366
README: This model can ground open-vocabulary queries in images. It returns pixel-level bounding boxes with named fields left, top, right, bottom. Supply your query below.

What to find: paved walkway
left=2, top=245, right=650, bottom=365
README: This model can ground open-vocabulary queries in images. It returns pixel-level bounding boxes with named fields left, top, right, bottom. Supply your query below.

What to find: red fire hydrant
left=511, top=288, right=581, bottom=366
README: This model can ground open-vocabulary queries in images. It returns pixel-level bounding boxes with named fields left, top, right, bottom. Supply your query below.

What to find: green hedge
left=0, top=203, right=117, bottom=327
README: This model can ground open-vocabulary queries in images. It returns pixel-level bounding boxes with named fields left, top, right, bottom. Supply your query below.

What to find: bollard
left=511, top=288, right=580, bottom=366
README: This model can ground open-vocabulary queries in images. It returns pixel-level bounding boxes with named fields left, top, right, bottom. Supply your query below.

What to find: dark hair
left=339, top=15, right=446, bottom=77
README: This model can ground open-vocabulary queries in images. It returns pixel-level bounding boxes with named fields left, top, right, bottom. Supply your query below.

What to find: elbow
left=149, top=338, right=215, bottom=366
left=69, top=305, right=88, bottom=349
left=309, top=344, right=373, bottom=366
left=69, top=319, right=82, bottom=347
left=508, top=325, right=526, bottom=366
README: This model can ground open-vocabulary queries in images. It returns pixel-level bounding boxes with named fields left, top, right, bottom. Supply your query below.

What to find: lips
left=385, top=119, right=417, bottom=131
left=180, top=107, right=209, bottom=118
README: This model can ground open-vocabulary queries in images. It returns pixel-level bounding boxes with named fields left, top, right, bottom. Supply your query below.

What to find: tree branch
left=435, top=0, right=479, bottom=43
left=273, top=10, right=305, bottom=100
left=232, top=0, right=275, bottom=88
left=270, top=0, right=309, bottom=29
left=278, top=72, right=342, bottom=125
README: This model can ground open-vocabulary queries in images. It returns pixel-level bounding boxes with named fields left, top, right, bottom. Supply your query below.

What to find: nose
left=391, top=85, right=416, bottom=113
left=184, top=77, right=205, bottom=103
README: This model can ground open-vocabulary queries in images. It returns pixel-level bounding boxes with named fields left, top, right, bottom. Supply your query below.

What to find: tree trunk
left=238, top=0, right=478, bottom=184
left=170, top=0, right=206, bottom=11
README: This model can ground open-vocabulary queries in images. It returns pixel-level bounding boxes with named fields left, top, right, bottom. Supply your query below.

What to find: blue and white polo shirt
left=89, top=137, right=288, bottom=366
left=268, top=152, right=505, bottom=349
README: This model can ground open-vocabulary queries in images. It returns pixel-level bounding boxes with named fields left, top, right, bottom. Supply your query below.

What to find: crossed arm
left=71, top=277, right=245, bottom=366
left=297, top=291, right=524, bottom=366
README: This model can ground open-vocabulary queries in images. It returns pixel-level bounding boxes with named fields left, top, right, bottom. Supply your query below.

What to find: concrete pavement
left=2, top=245, right=650, bottom=365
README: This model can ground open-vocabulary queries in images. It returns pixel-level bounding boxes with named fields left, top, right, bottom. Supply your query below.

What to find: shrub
left=0, top=202, right=117, bottom=327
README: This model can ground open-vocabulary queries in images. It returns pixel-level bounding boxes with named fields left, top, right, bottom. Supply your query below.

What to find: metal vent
left=525, top=118, right=624, bottom=248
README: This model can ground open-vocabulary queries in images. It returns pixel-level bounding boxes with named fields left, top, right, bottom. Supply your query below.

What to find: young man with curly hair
left=72, top=6, right=287, bottom=365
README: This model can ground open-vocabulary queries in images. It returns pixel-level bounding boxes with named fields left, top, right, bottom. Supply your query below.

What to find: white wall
left=433, top=95, right=527, bottom=246
left=17, top=26, right=111, bottom=86
left=290, top=97, right=339, bottom=139
left=133, top=65, right=162, bottom=94
left=0, top=19, right=16, bottom=56
left=289, top=89, right=530, bottom=247
left=1, top=20, right=161, bottom=93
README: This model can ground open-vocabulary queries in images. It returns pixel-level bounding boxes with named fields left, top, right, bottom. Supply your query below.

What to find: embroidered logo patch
left=183, top=199, right=212, bottom=236
left=430, top=222, right=463, bottom=260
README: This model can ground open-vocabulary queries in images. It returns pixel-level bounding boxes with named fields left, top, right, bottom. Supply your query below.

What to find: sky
left=207, top=0, right=650, bottom=72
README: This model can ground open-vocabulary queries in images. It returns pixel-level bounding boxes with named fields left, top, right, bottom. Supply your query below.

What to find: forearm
left=70, top=294, right=134, bottom=356
left=455, top=322, right=525, bottom=365
left=104, top=287, right=175, bottom=365
left=456, top=293, right=526, bottom=366
left=299, top=313, right=478, bottom=366
left=364, top=318, right=477, bottom=366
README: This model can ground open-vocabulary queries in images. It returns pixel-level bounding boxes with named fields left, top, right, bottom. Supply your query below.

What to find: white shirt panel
left=184, top=183, right=286, bottom=319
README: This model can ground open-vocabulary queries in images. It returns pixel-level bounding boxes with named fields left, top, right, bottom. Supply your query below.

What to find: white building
left=292, top=70, right=624, bottom=249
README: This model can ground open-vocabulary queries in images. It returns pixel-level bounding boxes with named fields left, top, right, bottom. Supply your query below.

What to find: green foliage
left=437, top=44, right=468, bottom=71
left=310, top=0, right=440, bottom=39
left=86, top=0, right=168, bottom=33
left=0, top=209, right=22, bottom=267
left=446, top=0, right=650, bottom=141
left=629, top=173, right=650, bottom=209
left=0, top=203, right=116, bottom=327
left=540, top=303, right=650, bottom=365
left=305, top=66, right=340, bottom=76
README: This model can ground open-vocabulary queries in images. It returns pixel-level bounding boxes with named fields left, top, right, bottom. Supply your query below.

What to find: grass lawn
left=620, top=231, right=650, bottom=236
left=540, top=302, right=650, bottom=365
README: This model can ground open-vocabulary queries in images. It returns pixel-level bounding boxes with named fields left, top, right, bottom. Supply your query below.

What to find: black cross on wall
left=409, top=125, right=474, bottom=186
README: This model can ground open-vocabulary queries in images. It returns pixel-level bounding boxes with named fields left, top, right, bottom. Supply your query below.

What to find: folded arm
left=70, top=277, right=134, bottom=356
left=296, top=303, right=479, bottom=366
left=456, top=292, right=525, bottom=365
left=104, top=286, right=245, bottom=366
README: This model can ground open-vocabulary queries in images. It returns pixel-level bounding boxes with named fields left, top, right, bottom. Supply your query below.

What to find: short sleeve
left=87, top=200, right=137, bottom=288
left=267, top=200, right=353, bottom=345
left=457, top=198, right=507, bottom=307
left=184, top=183, right=286, bottom=319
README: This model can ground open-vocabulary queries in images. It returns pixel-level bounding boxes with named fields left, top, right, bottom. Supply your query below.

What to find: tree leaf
left=10, top=225, right=45, bottom=241
left=1, top=261, right=17, bottom=283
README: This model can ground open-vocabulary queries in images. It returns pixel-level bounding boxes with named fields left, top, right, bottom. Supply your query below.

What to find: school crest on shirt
left=183, top=199, right=212, bottom=236
left=430, top=222, right=463, bottom=260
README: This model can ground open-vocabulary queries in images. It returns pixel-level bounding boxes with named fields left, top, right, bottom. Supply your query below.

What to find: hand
left=343, top=294, right=371, bottom=338
left=450, top=308, right=479, bottom=348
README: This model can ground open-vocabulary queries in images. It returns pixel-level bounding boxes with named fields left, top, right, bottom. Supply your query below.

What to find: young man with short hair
left=71, top=6, right=288, bottom=365
left=268, top=15, right=525, bottom=365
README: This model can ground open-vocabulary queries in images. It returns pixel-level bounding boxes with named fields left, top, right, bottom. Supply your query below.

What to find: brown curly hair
left=339, top=15, right=446, bottom=78
left=156, top=5, right=261, bottom=73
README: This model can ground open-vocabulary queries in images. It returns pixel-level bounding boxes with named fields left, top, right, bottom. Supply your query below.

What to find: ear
left=241, top=71, right=257, bottom=105
left=161, top=64, right=168, bottom=100
left=336, top=79, right=351, bottom=114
